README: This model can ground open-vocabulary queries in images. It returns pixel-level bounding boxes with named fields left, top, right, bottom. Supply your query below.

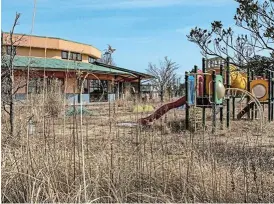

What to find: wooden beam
left=115, top=76, right=138, bottom=83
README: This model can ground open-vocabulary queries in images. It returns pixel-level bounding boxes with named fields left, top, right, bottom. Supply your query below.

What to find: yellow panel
left=250, top=79, right=269, bottom=102
left=230, top=71, right=247, bottom=90
left=205, top=65, right=247, bottom=95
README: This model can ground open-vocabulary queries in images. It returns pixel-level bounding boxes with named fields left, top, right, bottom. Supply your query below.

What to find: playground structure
left=139, top=57, right=274, bottom=132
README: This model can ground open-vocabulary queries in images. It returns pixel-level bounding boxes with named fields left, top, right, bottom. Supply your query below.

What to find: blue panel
left=108, top=94, right=115, bottom=102
left=66, top=94, right=76, bottom=99
left=188, top=76, right=195, bottom=105
left=81, top=94, right=90, bottom=104
left=66, top=94, right=91, bottom=104
left=66, top=94, right=78, bottom=104
left=15, top=94, right=26, bottom=101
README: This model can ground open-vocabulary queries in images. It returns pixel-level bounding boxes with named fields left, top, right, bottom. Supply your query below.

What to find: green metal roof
left=2, top=55, right=135, bottom=76
left=93, top=61, right=154, bottom=79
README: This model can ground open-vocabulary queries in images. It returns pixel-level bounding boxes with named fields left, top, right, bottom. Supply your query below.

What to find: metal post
left=138, top=76, right=141, bottom=101
left=194, top=65, right=198, bottom=73
left=114, top=75, right=117, bottom=100
left=247, top=66, right=251, bottom=119
left=220, top=64, right=224, bottom=128
left=194, top=65, right=198, bottom=98
left=194, top=65, right=198, bottom=100
left=270, top=71, right=274, bottom=121
left=226, top=57, right=230, bottom=128
left=212, top=70, right=216, bottom=133
left=185, top=72, right=189, bottom=130
left=268, top=70, right=272, bottom=122
left=232, top=97, right=236, bottom=120
left=194, top=65, right=198, bottom=132
left=251, top=70, right=255, bottom=120
left=202, top=58, right=206, bottom=127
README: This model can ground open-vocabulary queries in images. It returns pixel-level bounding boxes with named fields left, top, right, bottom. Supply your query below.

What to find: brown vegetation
left=1, top=96, right=274, bottom=203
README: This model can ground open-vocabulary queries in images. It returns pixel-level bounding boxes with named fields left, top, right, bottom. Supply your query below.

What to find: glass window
left=69, top=52, right=75, bottom=60
left=47, top=77, right=64, bottom=92
left=28, top=78, right=43, bottom=94
left=28, top=78, right=65, bottom=94
left=88, top=56, right=95, bottom=63
left=73, top=53, right=77, bottom=60
left=66, top=52, right=82, bottom=61
left=89, top=80, right=108, bottom=102
left=77, top=53, right=82, bottom=61
left=61, top=51, right=68, bottom=59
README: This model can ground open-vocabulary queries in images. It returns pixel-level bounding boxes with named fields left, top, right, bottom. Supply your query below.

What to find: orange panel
left=3, top=33, right=101, bottom=59
left=250, top=79, right=269, bottom=102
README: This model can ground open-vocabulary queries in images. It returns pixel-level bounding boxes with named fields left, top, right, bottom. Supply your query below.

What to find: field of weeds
left=1, top=98, right=274, bottom=203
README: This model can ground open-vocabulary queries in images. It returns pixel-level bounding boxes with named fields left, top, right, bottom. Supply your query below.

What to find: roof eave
left=13, top=66, right=136, bottom=77
left=92, top=61, right=154, bottom=79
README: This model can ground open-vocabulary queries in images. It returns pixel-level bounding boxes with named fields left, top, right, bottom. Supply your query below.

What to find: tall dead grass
left=1, top=94, right=274, bottom=203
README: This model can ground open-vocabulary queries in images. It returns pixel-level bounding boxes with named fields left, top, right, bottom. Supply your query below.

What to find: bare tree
left=98, top=54, right=116, bottom=65
left=187, top=0, right=274, bottom=70
left=97, top=44, right=116, bottom=65
left=1, top=12, right=32, bottom=137
left=146, top=56, right=179, bottom=102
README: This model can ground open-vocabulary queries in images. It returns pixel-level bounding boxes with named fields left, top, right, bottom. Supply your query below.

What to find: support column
left=272, top=72, right=274, bottom=121
left=202, top=58, right=206, bottom=127
left=247, top=66, right=251, bottom=119
left=185, top=71, right=189, bottom=130
left=212, top=70, right=216, bottom=133
left=117, top=81, right=120, bottom=100
left=251, top=70, right=255, bottom=120
left=114, top=75, right=117, bottom=100
left=138, top=76, right=141, bottom=101
left=220, top=64, right=224, bottom=129
left=226, top=57, right=231, bottom=128
left=268, top=70, right=272, bottom=122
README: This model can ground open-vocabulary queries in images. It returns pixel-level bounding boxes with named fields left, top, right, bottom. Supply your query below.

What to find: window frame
left=69, top=52, right=73, bottom=60
left=77, top=53, right=82, bottom=61
left=72, top=53, right=77, bottom=60
left=89, top=79, right=108, bottom=102
left=69, top=52, right=81, bottom=61
left=28, top=78, right=43, bottom=94
left=64, top=51, right=82, bottom=61
left=88, top=56, right=95, bottom=63
left=61, top=51, right=68, bottom=59
left=47, top=77, right=65, bottom=92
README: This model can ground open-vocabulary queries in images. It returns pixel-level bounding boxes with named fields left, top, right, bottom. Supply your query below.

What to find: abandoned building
left=2, top=32, right=153, bottom=103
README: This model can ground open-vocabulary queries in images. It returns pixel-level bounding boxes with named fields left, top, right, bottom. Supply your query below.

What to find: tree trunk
left=9, top=53, right=15, bottom=137
left=160, top=90, right=164, bottom=102
left=9, top=90, right=14, bottom=137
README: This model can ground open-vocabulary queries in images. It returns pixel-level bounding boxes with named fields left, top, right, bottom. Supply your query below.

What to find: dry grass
left=1, top=97, right=274, bottom=203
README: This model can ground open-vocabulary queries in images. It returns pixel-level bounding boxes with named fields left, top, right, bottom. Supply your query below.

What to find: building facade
left=2, top=32, right=152, bottom=103
left=140, top=83, right=159, bottom=100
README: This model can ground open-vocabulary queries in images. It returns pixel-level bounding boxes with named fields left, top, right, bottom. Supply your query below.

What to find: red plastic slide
left=139, top=96, right=186, bottom=125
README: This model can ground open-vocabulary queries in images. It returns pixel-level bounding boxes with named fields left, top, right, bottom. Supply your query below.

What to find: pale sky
left=2, top=0, right=239, bottom=77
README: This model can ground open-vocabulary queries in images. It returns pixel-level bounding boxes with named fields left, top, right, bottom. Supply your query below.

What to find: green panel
left=215, top=75, right=224, bottom=104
